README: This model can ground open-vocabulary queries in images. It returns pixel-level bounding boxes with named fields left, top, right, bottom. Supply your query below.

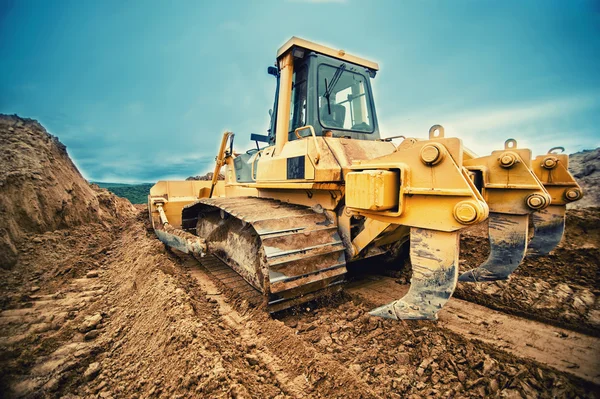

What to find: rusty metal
left=152, top=202, right=207, bottom=256
left=369, top=228, right=459, bottom=320
left=527, top=147, right=583, bottom=256
left=209, top=131, right=234, bottom=198
left=458, top=213, right=528, bottom=282
left=527, top=205, right=566, bottom=256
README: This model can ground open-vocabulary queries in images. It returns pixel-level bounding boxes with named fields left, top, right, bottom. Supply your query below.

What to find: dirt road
left=346, top=275, right=600, bottom=384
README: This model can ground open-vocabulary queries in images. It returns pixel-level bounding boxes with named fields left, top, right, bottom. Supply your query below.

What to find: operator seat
left=320, top=102, right=346, bottom=129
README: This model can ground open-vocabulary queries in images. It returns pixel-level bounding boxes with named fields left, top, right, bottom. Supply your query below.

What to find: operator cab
left=237, top=38, right=381, bottom=183
left=266, top=37, right=381, bottom=145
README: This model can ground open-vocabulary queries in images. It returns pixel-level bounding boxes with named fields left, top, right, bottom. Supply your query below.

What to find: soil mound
left=570, top=147, right=600, bottom=208
left=0, top=115, right=135, bottom=269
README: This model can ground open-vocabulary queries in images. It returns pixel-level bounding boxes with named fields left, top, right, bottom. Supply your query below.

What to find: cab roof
left=277, top=36, right=379, bottom=71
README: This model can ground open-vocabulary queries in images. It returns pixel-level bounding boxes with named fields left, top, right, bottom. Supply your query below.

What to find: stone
left=84, top=362, right=101, bottom=381
left=489, top=379, right=499, bottom=393
left=84, top=330, right=100, bottom=340
left=588, top=309, right=600, bottom=327
left=457, top=370, right=466, bottom=383
left=554, top=284, right=573, bottom=301
left=500, top=388, right=523, bottom=399
left=572, top=296, right=587, bottom=315
left=79, top=313, right=103, bottom=333
left=578, top=289, right=596, bottom=307
left=86, top=271, right=99, bottom=278
left=483, top=357, right=496, bottom=375
left=31, top=286, right=40, bottom=293
left=346, top=310, right=361, bottom=322
left=419, top=357, right=434, bottom=370
left=245, top=354, right=259, bottom=366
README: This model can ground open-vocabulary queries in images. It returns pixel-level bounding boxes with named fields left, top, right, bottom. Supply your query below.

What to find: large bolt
left=420, top=144, right=443, bottom=165
left=498, top=152, right=518, bottom=168
left=564, top=188, right=582, bottom=201
left=526, top=194, right=547, bottom=210
left=453, top=201, right=479, bottom=224
left=542, top=156, right=558, bottom=169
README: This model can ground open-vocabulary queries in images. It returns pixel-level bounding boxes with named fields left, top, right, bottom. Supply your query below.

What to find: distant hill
left=92, top=182, right=153, bottom=204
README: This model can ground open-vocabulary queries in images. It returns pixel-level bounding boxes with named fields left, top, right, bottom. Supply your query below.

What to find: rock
left=79, top=313, right=103, bottom=333
left=489, top=379, right=499, bottom=393
left=84, top=330, right=100, bottom=340
left=457, top=370, right=466, bottom=383
left=483, top=357, right=496, bottom=375
left=588, top=309, right=600, bottom=327
left=84, top=362, right=101, bottom=381
left=396, top=353, right=410, bottom=365
left=554, top=284, right=573, bottom=301
left=578, top=289, right=596, bottom=307
left=31, top=286, right=40, bottom=293
left=500, top=389, right=523, bottom=399
left=86, top=271, right=99, bottom=278
left=245, top=354, right=260, bottom=366
left=419, top=357, right=434, bottom=370
left=346, top=310, right=361, bottom=322
left=466, top=377, right=484, bottom=389
left=572, top=296, right=587, bottom=315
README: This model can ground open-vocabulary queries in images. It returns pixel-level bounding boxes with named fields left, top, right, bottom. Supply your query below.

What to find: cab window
left=318, top=64, right=374, bottom=133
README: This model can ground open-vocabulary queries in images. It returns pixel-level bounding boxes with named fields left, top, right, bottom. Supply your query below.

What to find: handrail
left=294, top=125, right=321, bottom=164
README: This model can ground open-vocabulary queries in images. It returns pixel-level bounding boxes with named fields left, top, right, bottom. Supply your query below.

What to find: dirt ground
left=455, top=208, right=600, bottom=336
left=1, top=115, right=599, bottom=398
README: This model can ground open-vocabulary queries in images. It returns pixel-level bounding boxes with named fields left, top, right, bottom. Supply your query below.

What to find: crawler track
left=182, top=197, right=346, bottom=311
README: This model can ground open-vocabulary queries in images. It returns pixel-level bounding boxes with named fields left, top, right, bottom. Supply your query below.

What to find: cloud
left=443, top=94, right=598, bottom=134
left=380, top=93, right=600, bottom=157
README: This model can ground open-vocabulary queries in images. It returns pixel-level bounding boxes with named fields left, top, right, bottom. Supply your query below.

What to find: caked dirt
left=1, top=114, right=599, bottom=398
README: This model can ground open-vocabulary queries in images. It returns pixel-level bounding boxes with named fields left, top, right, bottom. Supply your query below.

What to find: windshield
left=318, top=64, right=374, bottom=133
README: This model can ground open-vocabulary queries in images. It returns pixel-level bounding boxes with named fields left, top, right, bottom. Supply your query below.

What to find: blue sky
left=1, top=0, right=599, bottom=183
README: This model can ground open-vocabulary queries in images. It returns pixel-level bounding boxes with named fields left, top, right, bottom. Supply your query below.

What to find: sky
left=1, top=0, right=599, bottom=183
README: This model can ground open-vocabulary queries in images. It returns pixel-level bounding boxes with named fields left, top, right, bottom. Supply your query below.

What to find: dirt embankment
left=0, top=115, right=135, bottom=269
left=569, top=147, right=600, bottom=209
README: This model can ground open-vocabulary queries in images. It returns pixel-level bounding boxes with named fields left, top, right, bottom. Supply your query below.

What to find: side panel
left=149, top=180, right=226, bottom=229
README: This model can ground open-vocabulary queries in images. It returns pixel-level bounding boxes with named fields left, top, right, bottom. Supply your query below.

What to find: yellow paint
left=346, top=170, right=398, bottom=211
left=277, top=37, right=379, bottom=71
left=463, top=139, right=551, bottom=215
left=531, top=152, right=582, bottom=206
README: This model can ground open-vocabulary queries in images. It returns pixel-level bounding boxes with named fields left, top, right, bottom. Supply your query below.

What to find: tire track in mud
left=175, top=253, right=598, bottom=398
left=178, top=255, right=381, bottom=399
left=345, top=275, right=600, bottom=385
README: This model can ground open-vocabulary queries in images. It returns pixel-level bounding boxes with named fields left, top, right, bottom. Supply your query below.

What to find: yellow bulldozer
left=148, top=37, right=582, bottom=320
